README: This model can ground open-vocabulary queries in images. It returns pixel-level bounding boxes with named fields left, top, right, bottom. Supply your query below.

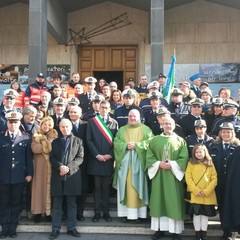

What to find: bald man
left=113, top=109, right=153, bottom=222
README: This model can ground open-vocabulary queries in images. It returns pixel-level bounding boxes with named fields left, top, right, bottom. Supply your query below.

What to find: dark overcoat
left=50, top=134, right=84, bottom=196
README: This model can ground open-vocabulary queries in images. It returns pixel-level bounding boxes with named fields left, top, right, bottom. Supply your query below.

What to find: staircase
left=17, top=194, right=236, bottom=238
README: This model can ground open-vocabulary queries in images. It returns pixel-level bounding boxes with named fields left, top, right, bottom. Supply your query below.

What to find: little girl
left=185, top=144, right=217, bottom=240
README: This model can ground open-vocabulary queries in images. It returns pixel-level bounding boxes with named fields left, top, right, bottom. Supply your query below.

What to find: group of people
left=0, top=71, right=240, bottom=240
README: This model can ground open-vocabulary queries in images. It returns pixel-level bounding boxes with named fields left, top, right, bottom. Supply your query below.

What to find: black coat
left=0, top=131, right=33, bottom=184
left=222, top=146, right=240, bottom=231
left=209, top=142, right=239, bottom=230
left=86, top=116, right=118, bottom=176
left=50, top=135, right=84, bottom=196
left=185, top=133, right=214, bottom=157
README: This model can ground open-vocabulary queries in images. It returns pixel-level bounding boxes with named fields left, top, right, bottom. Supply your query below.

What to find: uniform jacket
left=185, top=134, right=214, bottom=157
left=179, top=113, right=204, bottom=137
left=0, top=130, right=33, bottom=184
left=50, top=134, right=84, bottom=196
left=78, top=92, right=97, bottom=114
left=114, top=104, right=142, bottom=128
left=87, top=116, right=118, bottom=176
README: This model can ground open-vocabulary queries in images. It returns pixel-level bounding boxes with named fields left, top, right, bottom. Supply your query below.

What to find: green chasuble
left=113, top=123, right=153, bottom=206
left=146, top=134, right=189, bottom=220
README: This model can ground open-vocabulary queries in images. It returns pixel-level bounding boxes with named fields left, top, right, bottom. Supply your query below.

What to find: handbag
left=184, top=166, right=208, bottom=201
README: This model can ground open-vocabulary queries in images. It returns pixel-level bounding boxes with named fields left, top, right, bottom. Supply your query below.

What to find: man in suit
left=68, top=105, right=88, bottom=221
left=0, top=111, right=33, bottom=238
left=87, top=100, right=118, bottom=222
left=78, top=76, right=97, bottom=114
left=49, top=118, right=84, bottom=239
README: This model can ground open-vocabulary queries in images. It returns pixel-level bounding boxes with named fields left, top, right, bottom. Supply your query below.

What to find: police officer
left=211, top=99, right=240, bottom=138
left=185, top=119, right=213, bottom=157
left=0, top=89, right=19, bottom=133
left=78, top=76, right=97, bottom=114
left=209, top=122, right=240, bottom=240
left=167, top=88, right=190, bottom=123
left=114, top=89, right=142, bottom=128
left=81, top=94, right=105, bottom=121
left=179, top=98, right=205, bottom=137
left=0, top=111, right=33, bottom=238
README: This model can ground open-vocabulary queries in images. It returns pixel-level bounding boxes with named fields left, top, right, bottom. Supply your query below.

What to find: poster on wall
left=0, top=64, right=71, bottom=85
left=200, top=63, right=240, bottom=83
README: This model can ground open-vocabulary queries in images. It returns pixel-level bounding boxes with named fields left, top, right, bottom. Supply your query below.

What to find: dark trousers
left=93, top=175, right=111, bottom=214
left=52, top=196, right=77, bottom=231
left=0, top=183, right=25, bottom=232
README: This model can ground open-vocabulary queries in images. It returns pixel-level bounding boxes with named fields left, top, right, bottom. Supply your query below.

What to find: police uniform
left=0, top=89, right=19, bottom=133
left=114, top=90, right=142, bottom=128
left=0, top=112, right=33, bottom=238
left=211, top=99, right=240, bottom=138
left=189, top=74, right=201, bottom=98
left=179, top=98, right=205, bottom=137
left=185, top=120, right=214, bottom=157
left=78, top=77, right=97, bottom=114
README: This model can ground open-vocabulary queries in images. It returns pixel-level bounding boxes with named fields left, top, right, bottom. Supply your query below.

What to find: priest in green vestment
left=146, top=117, right=189, bottom=240
left=113, top=109, right=153, bottom=221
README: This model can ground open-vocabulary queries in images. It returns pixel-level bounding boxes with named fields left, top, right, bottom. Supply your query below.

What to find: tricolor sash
left=92, top=115, right=113, bottom=145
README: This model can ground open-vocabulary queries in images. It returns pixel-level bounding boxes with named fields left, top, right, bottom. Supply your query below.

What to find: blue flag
left=163, top=55, right=176, bottom=103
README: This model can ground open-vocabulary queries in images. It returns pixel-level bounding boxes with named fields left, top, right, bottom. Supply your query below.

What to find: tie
left=57, top=117, right=61, bottom=124
left=89, top=93, right=92, bottom=100
left=11, top=134, right=15, bottom=141
left=224, top=143, right=229, bottom=150
left=73, top=123, right=78, bottom=132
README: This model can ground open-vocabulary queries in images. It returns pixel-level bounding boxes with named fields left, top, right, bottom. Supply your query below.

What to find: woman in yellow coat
left=31, top=116, right=58, bottom=222
left=185, top=144, right=217, bottom=240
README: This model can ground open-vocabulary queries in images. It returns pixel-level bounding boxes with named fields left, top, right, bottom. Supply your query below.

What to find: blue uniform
left=0, top=131, right=33, bottom=235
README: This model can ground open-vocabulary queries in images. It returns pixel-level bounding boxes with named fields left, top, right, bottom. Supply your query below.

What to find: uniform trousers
left=0, top=183, right=25, bottom=232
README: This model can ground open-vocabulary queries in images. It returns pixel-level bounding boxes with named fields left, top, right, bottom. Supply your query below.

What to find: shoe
left=221, top=231, right=232, bottom=240
left=49, top=230, right=60, bottom=239
left=67, top=229, right=81, bottom=237
left=135, top=218, right=142, bottom=223
left=195, top=231, right=201, bottom=240
left=34, top=214, right=41, bottom=223
left=122, top=217, right=128, bottom=223
left=77, top=214, right=85, bottom=221
left=201, top=231, right=207, bottom=240
left=9, top=231, right=17, bottom=238
left=0, top=231, right=8, bottom=239
left=172, top=234, right=181, bottom=240
left=45, top=215, right=52, bottom=221
left=92, top=213, right=100, bottom=222
left=103, top=213, right=112, bottom=222
left=152, top=231, right=164, bottom=240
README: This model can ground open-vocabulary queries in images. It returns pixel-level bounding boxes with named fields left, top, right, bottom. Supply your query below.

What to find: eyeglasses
left=5, top=96, right=14, bottom=100
left=192, top=105, right=202, bottom=108
left=8, top=120, right=19, bottom=124
left=223, top=107, right=232, bottom=110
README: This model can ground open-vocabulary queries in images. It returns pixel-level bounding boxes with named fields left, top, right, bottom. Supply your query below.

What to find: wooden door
left=78, top=45, right=137, bottom=88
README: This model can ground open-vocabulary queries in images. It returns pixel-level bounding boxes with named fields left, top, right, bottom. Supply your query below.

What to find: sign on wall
left=0, top=64, right=71, bottom=85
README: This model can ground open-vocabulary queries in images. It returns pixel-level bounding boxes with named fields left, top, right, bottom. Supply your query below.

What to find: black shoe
left=34, top=214, right=41, bottom=223
left=45, top=215, right=52, bottom=222
left=0, top=231, right=8, bottom=239
left=221, top=231, right=232, bottom=240
left=172, top=234, right=181, bottom=240
left=122, top=217, right=128, bottom=223
left=67, top=229, right=81, bottom=237
left=103, top=213, right=112, bottom=222
left=92, top=213, right=100, bottom=222
left=9, top=231, right=17, bottom=238
left=77, top=214, right=85, bottom=221
left=49, top=230, right=60, bottom=240
left=152, top=231, right=164, bottom=240
left=135, top=218, right=142, bottom=223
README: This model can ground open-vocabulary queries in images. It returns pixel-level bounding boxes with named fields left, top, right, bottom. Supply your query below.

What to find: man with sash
left=86, top=100, right=118, bottom=222
left=113, top=109, right=153, bottom=223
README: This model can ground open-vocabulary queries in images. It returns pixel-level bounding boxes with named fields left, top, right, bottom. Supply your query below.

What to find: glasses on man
left=5, top=96, right=14, bottom=100
left=192, top=105, right=202, bottom=108
left=223, top=106, right=233, bottom=110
